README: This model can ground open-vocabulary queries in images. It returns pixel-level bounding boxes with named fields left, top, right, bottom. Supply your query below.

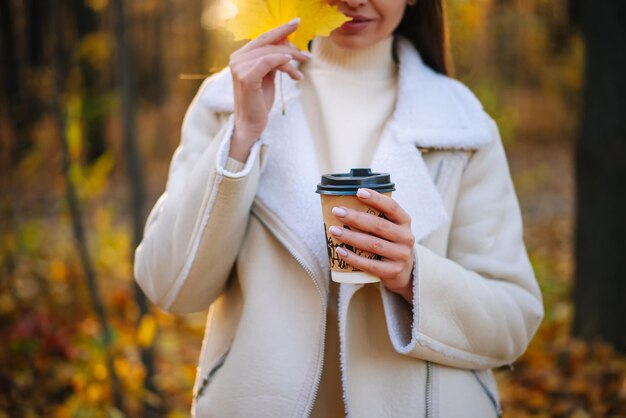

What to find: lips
left=344, top=13, right=371, bottom=22
left=338, top=13, right=372, bottom=32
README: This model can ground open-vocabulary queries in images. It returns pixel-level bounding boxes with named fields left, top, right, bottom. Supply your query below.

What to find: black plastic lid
left=316, top=168, right=395, bottom=195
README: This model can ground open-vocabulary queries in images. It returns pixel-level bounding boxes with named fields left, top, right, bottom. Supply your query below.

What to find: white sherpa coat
left=134, top=38, right=544, bottom=417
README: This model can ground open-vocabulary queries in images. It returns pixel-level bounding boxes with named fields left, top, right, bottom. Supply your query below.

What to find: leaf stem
left=280, top=72, right=286, bottom=115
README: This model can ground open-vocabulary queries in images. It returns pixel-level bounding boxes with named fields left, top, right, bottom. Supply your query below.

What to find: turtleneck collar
left=306, top=36, right=397, bottom=81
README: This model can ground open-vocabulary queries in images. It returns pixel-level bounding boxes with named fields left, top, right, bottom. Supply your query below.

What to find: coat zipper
left=471, top=370, right=503, bottom=417
left=251, top=200, right=328, bottom=418
left=425, top=361, right=433, bottom=418
left=194, top=345, right=231, bottom=400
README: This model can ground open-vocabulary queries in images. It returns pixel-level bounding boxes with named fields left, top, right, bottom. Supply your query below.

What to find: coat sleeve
left=134, top=76, right=265, bottom=314
left=379, top=119, right=544, bottom=369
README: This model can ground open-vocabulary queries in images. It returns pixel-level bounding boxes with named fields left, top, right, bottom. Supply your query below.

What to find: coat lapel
left=255, top=97, right=331, bottom=278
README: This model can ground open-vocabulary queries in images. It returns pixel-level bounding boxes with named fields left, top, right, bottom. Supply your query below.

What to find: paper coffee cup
left=316, top=168, right=395, bottom=284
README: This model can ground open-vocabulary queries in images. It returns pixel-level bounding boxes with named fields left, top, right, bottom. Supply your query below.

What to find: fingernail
left=329, top=226, right=343, bottom=236
left=285, top=54, right=293, bottom=60
left=296, top=70, right=304, bottom=79
left=336, top=247, right=348, bottom=257
left=356, top=189, right=371, bottom=198
left=287, top=17, right=300, bottom=26
left=332, top=207, right=347, bottom=217
left=300, top=50, right=313, bottom=59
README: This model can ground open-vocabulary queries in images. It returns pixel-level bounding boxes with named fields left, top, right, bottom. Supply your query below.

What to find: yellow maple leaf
left=223, top=0, right=350, bottom=50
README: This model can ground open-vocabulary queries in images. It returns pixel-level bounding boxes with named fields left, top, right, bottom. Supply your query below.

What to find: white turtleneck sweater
left=300, top=36, right=398, bottom=174
left=225, top=35, right=398, bottom=416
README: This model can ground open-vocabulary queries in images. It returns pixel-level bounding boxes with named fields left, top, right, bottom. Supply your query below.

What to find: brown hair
left=394, top=0, right=451, bottom=76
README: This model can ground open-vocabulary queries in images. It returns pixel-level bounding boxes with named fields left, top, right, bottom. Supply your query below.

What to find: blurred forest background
left=1, top=0, right=626, bottom=417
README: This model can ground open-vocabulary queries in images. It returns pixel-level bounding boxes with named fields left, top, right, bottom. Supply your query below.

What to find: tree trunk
left=0, top=0, right=49, bottom=165
left=110, top=0, right=166, bottom=416
left=0, top=0, right=18, bottom=172
left=572, top=0, right=626, bottom=352
left=50, top=1, right=127, bottom=412
left=70, top=0, right=108, bottom=163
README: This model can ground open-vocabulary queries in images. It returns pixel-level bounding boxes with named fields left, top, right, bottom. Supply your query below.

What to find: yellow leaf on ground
left=223, top=0, right=349, bottom=50
left=137, top=314, right=157, bottom=348
left=92, top=362, right=108, bottom=380
left=49, top=259, right=67, bottom=282
left=85, top=382, right=107, bottom=404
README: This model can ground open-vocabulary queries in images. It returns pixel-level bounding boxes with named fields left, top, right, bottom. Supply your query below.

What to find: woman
left=134, top=0, right=544, bottom=416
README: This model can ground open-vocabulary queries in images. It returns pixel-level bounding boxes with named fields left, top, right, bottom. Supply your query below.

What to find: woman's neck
left=307, top=36, right=396, bottom=81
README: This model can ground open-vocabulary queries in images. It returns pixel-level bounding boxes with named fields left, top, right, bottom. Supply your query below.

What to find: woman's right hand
left=228, top=18, right=311, bottom=162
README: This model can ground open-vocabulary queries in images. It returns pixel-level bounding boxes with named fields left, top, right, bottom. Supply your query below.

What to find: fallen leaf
left=137, top=314, right=157, bottom=348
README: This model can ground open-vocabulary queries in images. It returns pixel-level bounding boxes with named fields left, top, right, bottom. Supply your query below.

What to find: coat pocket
left=194, top=345, right=231, bottom=400
left=435, top=365, right=502, bottom=418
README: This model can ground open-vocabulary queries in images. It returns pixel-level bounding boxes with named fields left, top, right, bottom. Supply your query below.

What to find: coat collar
left=200, top=36, right=493, bottom=150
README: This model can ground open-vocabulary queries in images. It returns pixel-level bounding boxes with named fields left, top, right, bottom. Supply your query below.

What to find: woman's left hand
left=328, top=188, right=416, bottom=303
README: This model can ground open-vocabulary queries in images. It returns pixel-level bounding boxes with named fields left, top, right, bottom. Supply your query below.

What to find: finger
left=328, top=225, right=413, bottom=262
left=241, top=17, right=300, bottom=51
left=237, top=53, right=300, bottom=83
left=233, top=44, right=311, bottom=65
left=355, top=188, right=412, bottom=225
left=335, top=246, right=406, bottom=285
left=331, top=206, right=414, bottom=247
left=276, top=62, right=304, bottom=81
left=244, top=56, right=304, bottom=81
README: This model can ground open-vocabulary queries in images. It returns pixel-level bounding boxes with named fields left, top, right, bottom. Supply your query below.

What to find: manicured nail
left=332, top=207, right=347, bottom=217
left=336, top=247, right=348, bottom=257
left=285, top=54, right=293, bottom=60
left=287, top=17, right=301, bottom=26
left=296, top=70, right=304, bottom=79
left=329, top=226, right=343, bottom=236
left=356, top=189, right=371, bottom=198
left=300, top=50, right=313, bottom=59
